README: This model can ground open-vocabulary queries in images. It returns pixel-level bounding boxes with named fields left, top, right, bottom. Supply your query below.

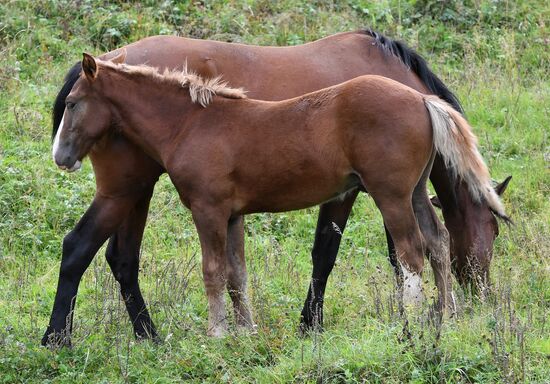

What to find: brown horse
left=52, top=53, right=507, bottom=337
left=45, top=30, right=509, bottom=346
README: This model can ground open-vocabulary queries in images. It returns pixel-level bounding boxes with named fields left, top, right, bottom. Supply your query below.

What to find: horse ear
left=430, top=195, right=442, bottom=209
left=110, top=48, right=127, bottom=64
left=82, top=53, right=98, bottom=81
left=495, top=175, right=512, bottom=196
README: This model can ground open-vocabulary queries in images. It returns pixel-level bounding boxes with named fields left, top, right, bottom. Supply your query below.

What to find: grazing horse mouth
left=57, top=159, right=82, bottom=172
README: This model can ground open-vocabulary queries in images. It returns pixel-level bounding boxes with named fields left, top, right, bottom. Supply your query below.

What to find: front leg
left=225, top=215, right=255, bottom=331
left=42, top=194, right=140, bottom=347
left=191, top=205, right=231, bottom=337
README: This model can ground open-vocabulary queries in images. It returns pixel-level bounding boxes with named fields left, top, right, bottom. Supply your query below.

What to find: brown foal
left=53, top=54, right=506, bottom=336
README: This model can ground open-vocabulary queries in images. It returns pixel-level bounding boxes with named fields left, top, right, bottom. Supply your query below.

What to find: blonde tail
left=423, top=95, right=507, bottom=218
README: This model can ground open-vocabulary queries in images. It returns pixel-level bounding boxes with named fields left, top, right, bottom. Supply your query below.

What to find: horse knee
left=104, top=237, right=118, bottom=265
left=59, top=232, right=89, bottom=278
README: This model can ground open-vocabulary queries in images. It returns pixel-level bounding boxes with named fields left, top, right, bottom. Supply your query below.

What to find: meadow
left=0, top=1, right=548, bottom=382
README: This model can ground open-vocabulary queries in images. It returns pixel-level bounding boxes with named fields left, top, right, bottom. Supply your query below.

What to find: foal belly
left=236, top=172, right=357, bottom=214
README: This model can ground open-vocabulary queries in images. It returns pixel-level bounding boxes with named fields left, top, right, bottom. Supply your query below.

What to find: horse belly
left=234, top=165, right=354, bottom=214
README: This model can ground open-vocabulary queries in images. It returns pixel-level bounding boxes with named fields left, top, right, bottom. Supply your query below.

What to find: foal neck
left=99, top=68, right=201, bottom=165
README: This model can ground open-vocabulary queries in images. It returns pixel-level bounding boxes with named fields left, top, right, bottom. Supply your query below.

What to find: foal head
left=52, top=51, right=247, bottom=171
left=52, top=52, right=127, bottom=171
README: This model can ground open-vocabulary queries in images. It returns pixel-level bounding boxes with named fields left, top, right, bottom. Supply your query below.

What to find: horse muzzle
left=57, top=160, right=82, bottom=172
left=53, top=148, right=82, bottom=172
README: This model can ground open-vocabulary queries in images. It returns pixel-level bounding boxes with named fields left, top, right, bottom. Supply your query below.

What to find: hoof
left=442, top=291, right=458, bottom=319
left=298, top=321, right=323, bottom=338
left=237, top=323, right=258, bottom=336
left=207, top=325, right=228, bottom=338
left=41, top=330, right=72, bottom=349
left=136, top=331, right=162, bottom=345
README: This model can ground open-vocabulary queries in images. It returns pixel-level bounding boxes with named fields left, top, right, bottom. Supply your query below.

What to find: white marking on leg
left=400, top=262, right=423, bottom=306
left=52, top=113, right=65, bottom=162
left=331, top=222, right=342, bottom=236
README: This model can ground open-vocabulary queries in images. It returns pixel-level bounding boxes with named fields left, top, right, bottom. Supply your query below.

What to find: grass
left=0, top=0, right=549, bottom=382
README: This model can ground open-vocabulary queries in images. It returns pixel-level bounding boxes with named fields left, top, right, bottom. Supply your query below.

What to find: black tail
left=363, top=28, right=464, bottom=114
left=52, top=62, right=82, bottom=141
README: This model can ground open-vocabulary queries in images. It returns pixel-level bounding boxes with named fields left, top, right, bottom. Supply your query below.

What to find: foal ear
left=82, top=53, right=98, bottom=81
left=110, top=48, right=127, bottom=64
left=430, top=195, right=442, bottom=209
left=495, top=175, right=512, bottom=196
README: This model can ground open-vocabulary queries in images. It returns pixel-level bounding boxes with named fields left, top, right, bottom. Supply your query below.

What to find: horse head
left=431, top=175, right=512, bottom=290
left=52, top=51, right=126, bottom=171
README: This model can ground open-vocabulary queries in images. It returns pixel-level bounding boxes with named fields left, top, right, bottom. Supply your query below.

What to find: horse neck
left=101, top=73, right=196, bottom=165
left=431, top=155, right=491, bottom=223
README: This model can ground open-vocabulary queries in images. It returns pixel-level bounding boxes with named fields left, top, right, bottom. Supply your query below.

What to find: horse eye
left=66, top=101, right=76, bottom=110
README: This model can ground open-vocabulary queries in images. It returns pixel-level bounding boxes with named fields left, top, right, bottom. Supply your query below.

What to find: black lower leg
left=106, top=237, right=157, bottom=340
left=300, top=191, right=358, bottom=332
left=42, top=227, right=104, bottom=347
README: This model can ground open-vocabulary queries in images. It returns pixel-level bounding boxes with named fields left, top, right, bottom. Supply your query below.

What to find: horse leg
left=191, top=206, right=230, bottom=337
left=412, top=184, right=454, bottom=316
left=225, top=215, right=255, bottom=331
left=374, top=196, right=426, bottom=308
left=299, top=189, right=359, bottom=332
left=385, top=224, right=401, bottom=280
left=42, top=194, right=139, bottom=347
left=410, top=150, right=454, bottom=315
left=105, top=187, right=158, bottom=340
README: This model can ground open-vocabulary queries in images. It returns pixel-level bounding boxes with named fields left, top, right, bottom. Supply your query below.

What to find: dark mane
left=363, top=28, right=464, bottom=114
left=52, top=61, right=81, bottom=141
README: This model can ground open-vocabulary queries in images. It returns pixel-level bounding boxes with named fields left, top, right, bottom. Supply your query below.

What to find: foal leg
left=42, top=194, right=140, bottom=347
left=412, top=187, right=454, bottom=315
left=105, top=187, right=158, bottom=340
left=300, top=189, right=359, bottom=332
left=411, top=150, right=454, bottom=315
left=191, top=206, right=230, bottom=337
left=225, top=216, right=255, bottom=331
left=376, top=198, right=426, bottom=308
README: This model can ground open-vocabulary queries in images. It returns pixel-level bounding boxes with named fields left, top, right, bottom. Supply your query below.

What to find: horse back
left=98, top=32, right=428, bottom=101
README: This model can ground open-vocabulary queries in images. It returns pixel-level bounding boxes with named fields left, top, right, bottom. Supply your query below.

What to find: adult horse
left=52, top=53, right=507, bottom=337
left=44, top=30, right=509, bottom=346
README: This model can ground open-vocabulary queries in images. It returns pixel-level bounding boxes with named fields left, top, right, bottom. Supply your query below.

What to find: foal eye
left=66, top=102, right=76, bottom=110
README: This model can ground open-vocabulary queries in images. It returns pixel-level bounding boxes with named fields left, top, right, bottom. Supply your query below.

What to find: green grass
left=1, top=1, right=549, bottom=382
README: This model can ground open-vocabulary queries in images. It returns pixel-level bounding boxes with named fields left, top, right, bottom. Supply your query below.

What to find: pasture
left=0, top=1, right=548, bottom=382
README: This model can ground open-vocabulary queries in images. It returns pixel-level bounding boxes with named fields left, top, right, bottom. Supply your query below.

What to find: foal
left=53, top=54, right=506, bottom=336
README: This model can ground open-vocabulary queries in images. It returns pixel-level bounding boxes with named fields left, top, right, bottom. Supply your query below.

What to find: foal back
left=173, top=75, right=434, bottom=216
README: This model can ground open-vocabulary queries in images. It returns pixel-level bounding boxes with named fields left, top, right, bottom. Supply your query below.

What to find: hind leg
left=374, top=196, right=426, bottom=308
left=412, top=187, right=455, bottom=315
left=412, top=151, right=455, bottom=315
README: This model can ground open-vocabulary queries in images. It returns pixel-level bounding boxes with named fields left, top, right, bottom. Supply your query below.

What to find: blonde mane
left=95, top=59, right=247, bottom=107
